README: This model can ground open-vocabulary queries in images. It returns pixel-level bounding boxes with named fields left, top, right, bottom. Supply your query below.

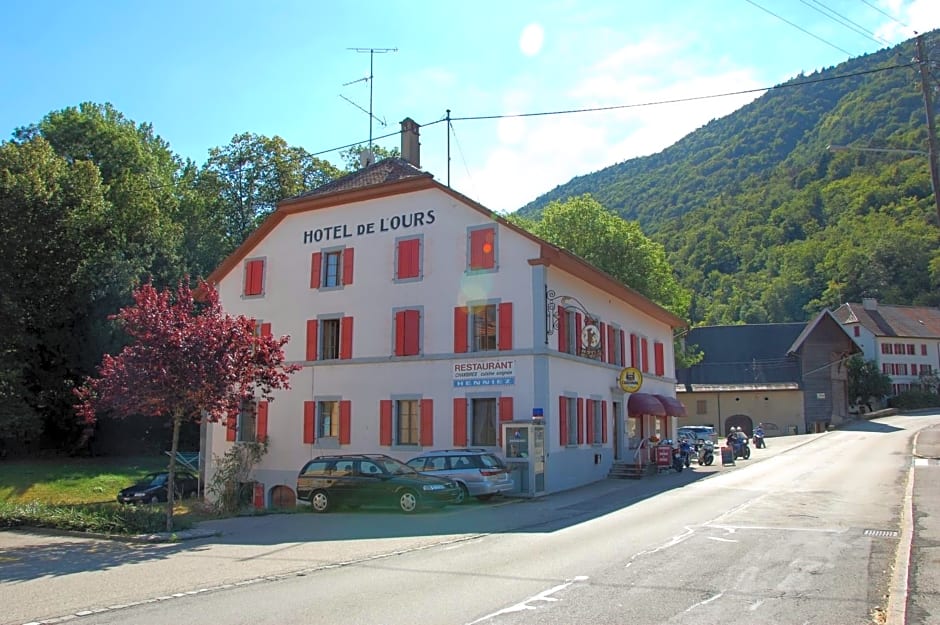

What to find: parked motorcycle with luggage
left=696, top=440, right=715, bottom=466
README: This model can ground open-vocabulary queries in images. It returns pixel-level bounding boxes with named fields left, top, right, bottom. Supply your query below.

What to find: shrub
left=0, top=501, right=192, bottom=534
left=889, top=390, right=940, bottom=410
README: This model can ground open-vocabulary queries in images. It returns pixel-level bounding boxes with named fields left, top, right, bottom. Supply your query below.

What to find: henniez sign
left=452, top=359, right=515, bottom=388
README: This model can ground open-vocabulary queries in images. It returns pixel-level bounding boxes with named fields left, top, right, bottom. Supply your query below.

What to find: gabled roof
left=289, top=158, right=431, bottom=199
left=678, top=323, right=805, bottom=386
left=206, top=158, right=686, bottom=329
left=786, top=309, right=860, bottom=356
left=832, top=302, right=940, bottom=339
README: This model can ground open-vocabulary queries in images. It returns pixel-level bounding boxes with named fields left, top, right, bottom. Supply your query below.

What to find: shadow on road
left=0, top=533, right=195, bottom=582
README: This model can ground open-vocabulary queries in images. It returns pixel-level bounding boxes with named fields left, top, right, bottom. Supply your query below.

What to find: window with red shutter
left=454, top=307, right=469, bottom=353
left=641, top=337, right=649, bottom=372
left=306, top=320, right=318, bottom=361
left=339, top=400, right=351, bottom=444
left=395, top=309, right=421, bottom=356
left=420, top=399, right=434, bottom=446
left=310, top=252, right=322, bottom=289
left=468, top=226, right=496, bottom=270
left=577, top=398, right=584, bottom=444
left=340, top=316, right=353, bottom=359
left=654, top=342, right=665, bottom=376
left=256, top=401, right=268, bottom=442
left=244, top=259, right=265, bottom=296
left=303, top=401, right=315, bottom=444
left=396, top=237, right=421, bottom=280
left=498, top=302, right=513, bottom=351
left=380, top=400, right=393, bottom=446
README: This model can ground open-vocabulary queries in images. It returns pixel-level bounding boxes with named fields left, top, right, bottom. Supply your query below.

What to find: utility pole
left=915, top=35, right=940, bottom=224
left=348, top=47, right=397, bottom=159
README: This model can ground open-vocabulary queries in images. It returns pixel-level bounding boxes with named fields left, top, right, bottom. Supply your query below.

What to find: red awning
left=654, top=394, right=688, bottom=417
left=627, top=393, right=667, bottom=417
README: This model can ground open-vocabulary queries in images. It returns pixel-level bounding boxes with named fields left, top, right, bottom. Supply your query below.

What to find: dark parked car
left=406, top=448, right=513, bottom=503
left=117, top=471, right=199, bottom=505
left=295, top=454, right=461, bottom=513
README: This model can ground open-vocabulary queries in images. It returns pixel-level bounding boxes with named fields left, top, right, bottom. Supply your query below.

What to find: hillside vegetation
left=519, top=30, right=940, bottom=325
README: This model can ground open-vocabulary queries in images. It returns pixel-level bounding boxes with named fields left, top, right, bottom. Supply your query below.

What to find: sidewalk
left=902, top=425, right=940, bottom=625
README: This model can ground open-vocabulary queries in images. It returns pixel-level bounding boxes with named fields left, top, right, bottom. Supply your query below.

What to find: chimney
left=400, top=117, right=420, bottom=167
left=862, top=297, right=878, bottom=311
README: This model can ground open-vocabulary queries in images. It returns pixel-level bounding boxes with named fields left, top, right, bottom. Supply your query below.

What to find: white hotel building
left=205, top=121, right=687, bottom=505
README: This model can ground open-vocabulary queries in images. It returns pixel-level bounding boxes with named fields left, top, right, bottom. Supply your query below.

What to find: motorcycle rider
left=753, top=423, right=766, bottom=448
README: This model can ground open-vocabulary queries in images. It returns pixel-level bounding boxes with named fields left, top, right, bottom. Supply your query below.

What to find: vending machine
left=502, top=421, right=545, bottom=497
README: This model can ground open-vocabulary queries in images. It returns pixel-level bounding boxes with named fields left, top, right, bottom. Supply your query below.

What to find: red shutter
left=601, top=400, right=608, bottom=443
left=310, top=252, right=322, bottom=289
left=469, top=228, right=496, bottom=269
left=498, top=396, right=514, bottom=447
left=654, top=342, right=665, bottom=376
left=260, top=322, right=272, bottom=338
left=630, top=333, right=638, bottom=367
left=420, top=399, right=434, bottom=447
left=256, top=401, right=269, bottom=442
left=559, top=396, right=568, bottom=446
left=245, top=259, right=264, bottom=296
left=340, top=316, right=353, bottom=360
left=394, top=311, right=406, bottom=356
left=226, top=418, right=237, bottom=442
left=558, top=306, right=567, bottom=353
left=339, top=400, right=351, bottom=445
left=453, top=398, right=467, bottom=446
left=619, top=330, right=626, bottom=366
left=454, top=306, right=469, bottom=353
left=303, top=401, right=315, bottom=444
left=397, top=238, right=420, bottom=279
left=498, top=302, right=513, bottom=351
left=342, top=248, right=354, bottom=286
left=577, top=398, right=584, bottom=444
left=404, top=309, right=420, bottom=356
left=306, top=319, right=318, bottom=361
left=606, top=325, right=615, bottom=363
left=380, top=400, right=393, bottom=446
left=600, top=322, right=607, bottom=362
left=585, top=399, right=594, bottom=443
left=574, top=313, right=583, bottom=357
left=641, top=338, right=649, bottom=372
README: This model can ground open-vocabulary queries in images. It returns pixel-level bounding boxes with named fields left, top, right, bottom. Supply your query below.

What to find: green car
left=296, top=453, right=461, bottom=513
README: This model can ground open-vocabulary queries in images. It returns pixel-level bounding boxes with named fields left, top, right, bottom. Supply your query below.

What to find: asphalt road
left=2, top=413, right=938, bottom=625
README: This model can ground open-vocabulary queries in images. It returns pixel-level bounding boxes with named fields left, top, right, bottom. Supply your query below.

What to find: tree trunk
left=165, top=414, right=182, bottom=532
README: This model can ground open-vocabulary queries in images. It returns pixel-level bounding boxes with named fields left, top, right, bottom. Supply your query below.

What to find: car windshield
left=143, top=473, right=167, bottom=486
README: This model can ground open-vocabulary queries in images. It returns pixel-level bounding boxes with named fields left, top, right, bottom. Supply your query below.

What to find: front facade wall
left=842, top=322, right=940, bottom=396
left=676, top=390, right=805, bottom=437
left=207, top=187, right=678, bottom=501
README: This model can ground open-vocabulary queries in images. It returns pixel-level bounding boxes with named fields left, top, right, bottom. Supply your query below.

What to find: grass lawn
left=0, top=455, right=171, bottom=505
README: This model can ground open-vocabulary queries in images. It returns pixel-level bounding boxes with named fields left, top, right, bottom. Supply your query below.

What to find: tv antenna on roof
left=342, top=47, right=397, bottom=163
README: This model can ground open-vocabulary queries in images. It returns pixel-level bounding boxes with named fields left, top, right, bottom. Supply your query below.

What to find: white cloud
left=519, top=23, right=545, bottom=57
left=456, top=33, right=764, bottom=212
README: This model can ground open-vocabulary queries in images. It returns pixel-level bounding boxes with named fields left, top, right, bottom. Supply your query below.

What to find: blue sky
left=2, top=0, right=939, bottom=212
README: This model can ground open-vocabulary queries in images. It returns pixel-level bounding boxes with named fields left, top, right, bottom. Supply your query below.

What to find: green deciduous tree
left=846, top=355, right=892, bottom=409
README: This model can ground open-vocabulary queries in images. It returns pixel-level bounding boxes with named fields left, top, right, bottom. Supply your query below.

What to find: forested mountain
left=519, top=30, right=940, bottom=326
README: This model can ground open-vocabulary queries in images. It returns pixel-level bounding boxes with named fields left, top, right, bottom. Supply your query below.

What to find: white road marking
left=684, top=592, right=724, bottom=612
left=707, top=536, right=738, bottom=543
left=465, top=576, right=589, bottom=625
left=706, top=523, right=847, bottom=534
left=749, top=599, right=765, bottom=611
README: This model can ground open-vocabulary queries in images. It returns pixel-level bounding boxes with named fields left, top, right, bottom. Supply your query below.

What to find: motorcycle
left=753, top=428, right=766, bottom=449
left=661, top=439, right=687, bottom=472
left=731, top=436, right=751, bottom=460
left=696, top=440, right=715, bottom=466
left=679, top=438, right=693, bottom=468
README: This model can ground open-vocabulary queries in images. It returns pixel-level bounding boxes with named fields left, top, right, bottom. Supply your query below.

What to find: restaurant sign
left=453, top=359, right=515, bottom=388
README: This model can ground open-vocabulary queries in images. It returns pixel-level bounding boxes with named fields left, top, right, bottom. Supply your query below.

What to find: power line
left=309, top=60, right=915, bottom=159
left=800, top=0, right=891, bottom=47
left=858, top=0, right=910, bottom=31
left=743, top=0, right=855, bottom=56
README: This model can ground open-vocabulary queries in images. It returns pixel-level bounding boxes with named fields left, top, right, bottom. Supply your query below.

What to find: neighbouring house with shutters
left=831, top=298, right=940, bottom=398
left=203, top=119, right=686, bottom=505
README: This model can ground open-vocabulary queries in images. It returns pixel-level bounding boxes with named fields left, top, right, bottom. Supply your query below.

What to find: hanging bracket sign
left=618, top=367, right=643, bottom=393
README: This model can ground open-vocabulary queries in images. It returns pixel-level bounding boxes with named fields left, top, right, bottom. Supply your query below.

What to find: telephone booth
left=501, top=420, right=545, bottom=497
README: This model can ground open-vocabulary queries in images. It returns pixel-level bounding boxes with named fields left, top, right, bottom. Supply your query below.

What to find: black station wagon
left=296, top=453, right=461, bottom=513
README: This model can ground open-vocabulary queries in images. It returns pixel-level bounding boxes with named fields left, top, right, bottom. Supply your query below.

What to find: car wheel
left=149, top=495, right=160, bottom=505
left=310, top=490, right=331, bottom=513
left=398, top=490, right=419, bottom=513
left=455, top=483, right=469, bottom=505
